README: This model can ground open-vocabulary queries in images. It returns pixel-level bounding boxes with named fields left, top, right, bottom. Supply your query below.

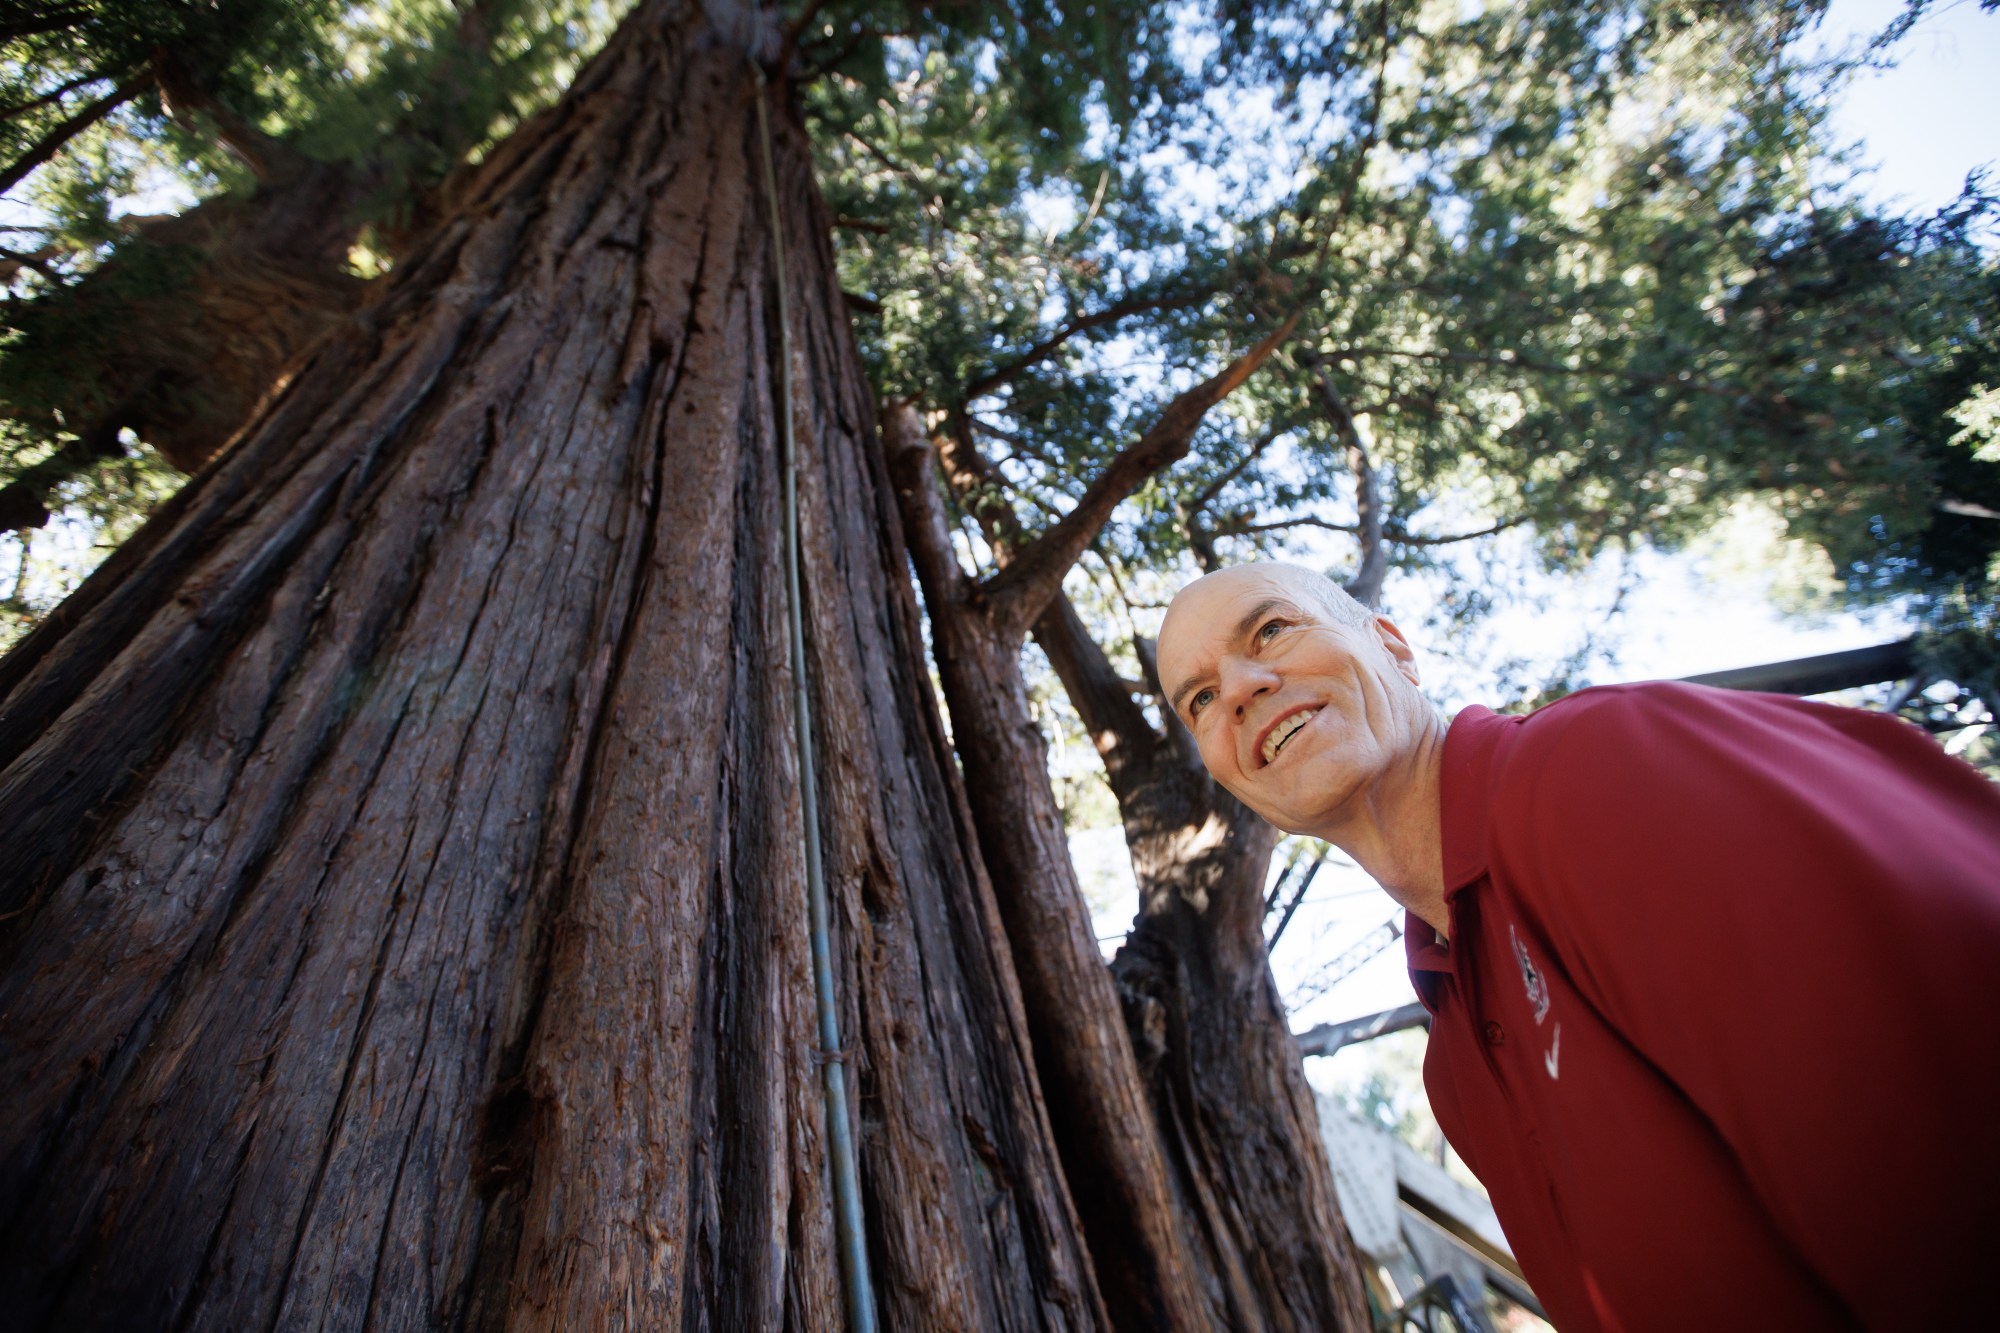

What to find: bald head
left=1159, top=565, right=1373, bottom=672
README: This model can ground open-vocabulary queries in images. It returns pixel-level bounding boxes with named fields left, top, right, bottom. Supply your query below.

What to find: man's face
left=1156, top=565, right=1424, bottom=836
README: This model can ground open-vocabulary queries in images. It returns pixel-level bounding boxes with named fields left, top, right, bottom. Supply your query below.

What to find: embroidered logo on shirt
left=1509, top=924, right=1551, bottom=1025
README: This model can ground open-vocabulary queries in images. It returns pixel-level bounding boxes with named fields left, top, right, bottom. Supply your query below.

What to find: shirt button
left=1484, top=1021, right=1505, bottom=1046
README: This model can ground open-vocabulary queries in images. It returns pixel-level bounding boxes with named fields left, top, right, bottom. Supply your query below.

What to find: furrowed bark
left=0, top=3, right=1100, bottom=1328
left=1035, top=594, right=1373, bottom=1331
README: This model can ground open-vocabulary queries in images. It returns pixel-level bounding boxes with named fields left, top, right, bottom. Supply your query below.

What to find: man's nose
left=1220, top=657, right=1279, bottom=719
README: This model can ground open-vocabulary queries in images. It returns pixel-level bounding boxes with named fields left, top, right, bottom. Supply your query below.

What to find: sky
left=1076, top=0, right=2000, bottom=1097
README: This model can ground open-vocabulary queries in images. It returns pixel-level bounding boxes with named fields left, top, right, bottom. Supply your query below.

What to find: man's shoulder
left=1468, top=682, right=1831, bottom=830
left=1514, top=679, right=1935, bottom=761
left=1520, top=679, right=1764, bottom=727
left=1489, top=680, right=1729, bottom=770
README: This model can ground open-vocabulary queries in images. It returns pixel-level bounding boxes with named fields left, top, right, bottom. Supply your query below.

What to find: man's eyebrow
left=1167, top=596, right=1293, bottom=718
left=1232, top=596, right=1292, bottom=643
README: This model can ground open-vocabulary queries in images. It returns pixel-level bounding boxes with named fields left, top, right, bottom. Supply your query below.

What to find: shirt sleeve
left=1486, top=683, right=2000, bottom=1330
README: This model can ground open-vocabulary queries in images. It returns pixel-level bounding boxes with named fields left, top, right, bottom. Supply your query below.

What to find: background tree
left=0, top=0, right=615, bottom=555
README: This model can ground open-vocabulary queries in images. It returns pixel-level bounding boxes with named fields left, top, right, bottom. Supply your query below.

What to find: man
left=1155, top=561, right=2000, bottom=1333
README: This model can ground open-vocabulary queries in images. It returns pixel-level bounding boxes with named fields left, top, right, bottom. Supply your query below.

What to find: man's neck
left=1315, top=713, right=1451, bottom=939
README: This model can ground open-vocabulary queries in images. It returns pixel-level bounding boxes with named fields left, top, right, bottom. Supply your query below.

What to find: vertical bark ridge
left=764, top=92, right=1103, bottom=1333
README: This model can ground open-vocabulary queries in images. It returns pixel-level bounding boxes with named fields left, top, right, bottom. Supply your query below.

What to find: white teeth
left=1261, top=709, right=1317, bottom=765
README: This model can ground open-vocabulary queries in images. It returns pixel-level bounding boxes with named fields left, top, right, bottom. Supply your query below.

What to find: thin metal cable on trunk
left=751, top=64, right=880, bottom=1333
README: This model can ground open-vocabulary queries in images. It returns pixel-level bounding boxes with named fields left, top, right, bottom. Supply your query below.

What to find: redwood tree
left=0, top=1, right=1113, bottom=1326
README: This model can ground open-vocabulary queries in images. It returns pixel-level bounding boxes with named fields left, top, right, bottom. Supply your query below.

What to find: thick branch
left=0, top=408, right=131, bottom=534
left=1305, top=361, right=1387, bottom=605
left=965, top=289, right=1209, bottom=402
left=881, top=402, right=972, bottom=610
left=0, top=7, right=91, bottom=42
left=981, top=314, right=1298, bottom=641
left=151, top=48, right=293, bottom=182
left=0, top=66, right=151, bottom=199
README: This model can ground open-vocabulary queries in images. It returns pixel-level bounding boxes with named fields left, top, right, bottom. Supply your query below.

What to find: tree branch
left=980, top=314, right=1299, bottom=642
left=0, top=7, right=91, bottom=42
left=881, top=402, right=972, bottom=611
left=1211, top=511, right=1525, bottom=546
left=843, top=125, right=921, bottom=179
left=0, top=244, right=60, bottom=284
left=0, top=69, right=107, bottom=125
left=152, top=48, right=294, bottom=182
left=965, top=289, right=1210, bottom=402
left=1182, top=424, right=1282, bottom=521
left=0, top=65, right=151, bottom=199
left=1301, top=357, right=1387, bottom=605
left=1033, top=592, right=1166, bottom=795
left=934, top=409, right=1023, bottom=558
left=831, top=214, right=891, bottom=234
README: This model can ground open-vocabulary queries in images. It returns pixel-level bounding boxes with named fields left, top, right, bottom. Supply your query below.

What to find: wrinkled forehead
left=1159, top=566, right=1299, bottom=678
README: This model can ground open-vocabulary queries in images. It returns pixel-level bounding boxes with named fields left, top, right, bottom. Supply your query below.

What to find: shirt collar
left=1404, top=910, right=1453, bottom=1010
left=1409, top=706, right=1520, bottom=1010
left=1440, top=704, right=1518, bottom=895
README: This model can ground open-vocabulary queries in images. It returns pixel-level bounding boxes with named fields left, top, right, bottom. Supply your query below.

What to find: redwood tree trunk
left=0, top=4, right=1103, bottom=1328
left=1036, top=594, right=1372, bottom=1332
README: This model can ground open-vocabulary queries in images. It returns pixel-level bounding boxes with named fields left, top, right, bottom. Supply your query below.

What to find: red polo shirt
left=1410, top=683, right=2000, bottom=1332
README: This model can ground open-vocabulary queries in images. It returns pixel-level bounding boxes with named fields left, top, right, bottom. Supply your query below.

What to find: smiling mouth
left=1259, top=708, right=1318, bottom=767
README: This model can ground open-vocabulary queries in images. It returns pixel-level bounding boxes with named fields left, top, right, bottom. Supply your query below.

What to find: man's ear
left=1371, top=615, right=1422, bottom=686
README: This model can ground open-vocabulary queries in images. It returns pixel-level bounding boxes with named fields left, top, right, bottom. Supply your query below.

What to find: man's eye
left=1189, top=687, right=1216, bottom=717
left=1258, top=619, right=1285, bottom=642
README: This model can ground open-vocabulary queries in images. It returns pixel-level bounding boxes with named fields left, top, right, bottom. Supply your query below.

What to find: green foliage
left=0, top=0, right=627, bottom=582
left=0, top=434, right=179, bottom=653
left=2, top=0, right=1994, bottom=702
